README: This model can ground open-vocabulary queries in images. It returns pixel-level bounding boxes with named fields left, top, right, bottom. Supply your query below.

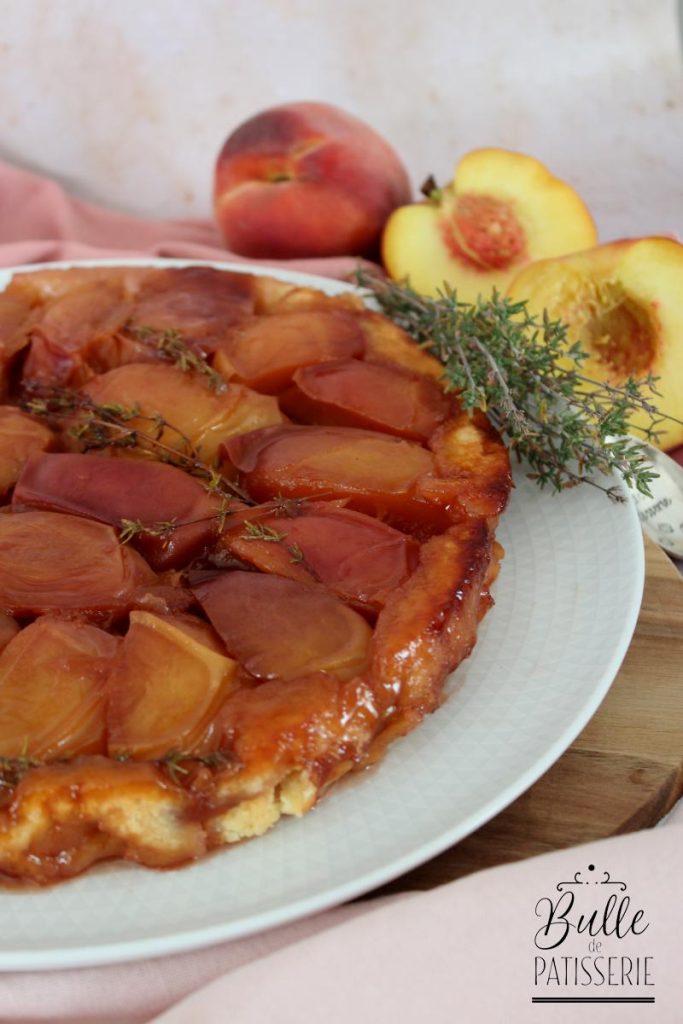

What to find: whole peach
left=213, top=102, right=411, bottom=260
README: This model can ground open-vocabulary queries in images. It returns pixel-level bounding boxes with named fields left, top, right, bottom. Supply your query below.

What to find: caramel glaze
left=0, top=267, right=512, bottom=885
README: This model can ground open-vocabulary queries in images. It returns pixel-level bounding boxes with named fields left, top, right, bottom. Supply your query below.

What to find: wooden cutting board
left=372, top=537, right=683, bottom=896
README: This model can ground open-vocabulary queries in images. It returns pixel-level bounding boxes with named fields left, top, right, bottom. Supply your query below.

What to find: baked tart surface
left=0, top=265, right=511, bottom=884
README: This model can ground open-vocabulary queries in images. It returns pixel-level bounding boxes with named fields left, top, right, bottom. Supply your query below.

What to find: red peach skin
left=214, top=102, right=411, bottom=259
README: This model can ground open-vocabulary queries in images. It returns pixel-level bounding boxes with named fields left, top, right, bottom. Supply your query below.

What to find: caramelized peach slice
left=193, top=571, right=372, bottom=681
left=0, top=613, right=19, bottom=654
left=107, top=611, right=237, bottom=760
left=82, top=362, right=282, bottom=462
left=152, top=612, right=228, bottom=654
left=0, top=292, right=33, bottom=396
left=252, top=279, right=364, bottom=315
left=0, top=407, right=54, bottom=496
left=14, top=267, right=254, bottom=384
left=126, top=266, right=254, bottom=347
left=357, top=309, right=444, bottom=379
left=0, top=510, right=156, bottom=617
left=22, top=280, right=131, bottom=386
left=226, top=423, right=431, bottom=493
left=5, top=267, right=151, bottom=304
left=14, top=452, right=220, bottom=571
left=281, top=358, right=453, bottom=440
left=0, top=617, right=118, bottom=759
left=224, top=424, right=463, bottom=530
left=81, top=331, right=164, bottom=377
left=507, top=237, right=683, bottom=448
left=383, top=148, right=597, bottom=302
left=212, top=310, right=365, bottom=392
left=220, top=502, right=419, bottom=614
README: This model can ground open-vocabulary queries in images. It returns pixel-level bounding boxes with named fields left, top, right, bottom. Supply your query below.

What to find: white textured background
left=0, top=0, right=681, bottom=238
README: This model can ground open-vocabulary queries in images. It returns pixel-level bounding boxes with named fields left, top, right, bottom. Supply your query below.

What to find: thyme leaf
left=119, top=518, right=178, bottom=544
left=0, top=750, right=235, bottom=793
left=241, top=521, right=287, bottom=543
left=21, top=383, right=253, bottom=505
left=288, top=542, right=305, bottom=564
left=156, top=748, right=233, bottom=784
left=0, top=754, right=39, bottom=790
left=131, top=324, right=227, bottom=393
left=357, top=272, right=681, bottom=499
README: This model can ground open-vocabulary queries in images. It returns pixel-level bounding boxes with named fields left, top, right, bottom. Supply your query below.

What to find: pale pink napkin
left=0, top=158, right=680, bottom=1023
left=0, top=157, right=367, bottom=279
left=1, top=805, right=680, bottom=1024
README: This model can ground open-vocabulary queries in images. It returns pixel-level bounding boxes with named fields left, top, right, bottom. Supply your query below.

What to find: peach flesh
left=507, top=237, right=683, bottom=448
left=563, top=280, right=657, bottom=378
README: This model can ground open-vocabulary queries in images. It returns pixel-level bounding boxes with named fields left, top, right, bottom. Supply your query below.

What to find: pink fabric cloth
left=0, top=157, right=366, bottom=279
left=0, top=158, right=680, bottom=1023
left=1, top=805, right=680, bottom=1023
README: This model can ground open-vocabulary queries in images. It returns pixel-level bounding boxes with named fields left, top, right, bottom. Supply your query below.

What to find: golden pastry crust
left=0, top=266, right=511, bottom=884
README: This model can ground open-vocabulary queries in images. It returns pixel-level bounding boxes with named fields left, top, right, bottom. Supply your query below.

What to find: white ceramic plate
left=0, top=260, right=644, bottom=970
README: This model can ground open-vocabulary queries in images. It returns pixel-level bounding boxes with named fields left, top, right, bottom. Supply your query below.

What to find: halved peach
left=192, top=571, right=372, bottom=682
left=81, top=362, right=282, bottom=462
left=107, top=611, right=237, bottom=760
left=0, top=617, right=118, bottom=759
left=382, top=148, right=597, bottom=302
left=0, top=407, right=54, bottom=496
left=212, top=310, right=365, bottom=392
left=507, top=237, right=683, bottom=448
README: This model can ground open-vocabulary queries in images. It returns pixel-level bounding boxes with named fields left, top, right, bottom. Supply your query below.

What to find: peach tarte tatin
left=0, top=265, right=511, bottom=884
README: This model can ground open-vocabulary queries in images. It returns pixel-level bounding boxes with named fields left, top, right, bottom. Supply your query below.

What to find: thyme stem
left=358, top=272, right=676, bottom=499
left=21, top=384, right=253, bottom=504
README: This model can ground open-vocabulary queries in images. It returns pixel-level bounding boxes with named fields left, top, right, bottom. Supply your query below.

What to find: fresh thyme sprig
left=239, top=519, right=317, bottom=571
left=0, top=754, right=39, bottom=791
left=271, top=496, right=307, bottom=518
left=118, top=517, right=179, bottom=544
left=115, top=500, right=318, bottom=576
left=0, top=750, right=235, bottom=793
left=241, top=521, right=287, bottom=543
left=21, top=384, right=252, bottom=504
left=130, top=324, right=227, bottom=393
left=155, top=748, right=233, bottom=784
left=357, top=272, right=681, bottom=499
